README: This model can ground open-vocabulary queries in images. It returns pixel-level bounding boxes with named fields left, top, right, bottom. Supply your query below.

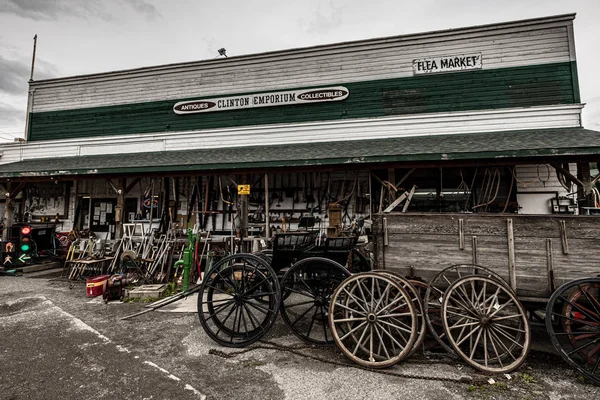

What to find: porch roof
left=1, top=127, right=600, bottom=179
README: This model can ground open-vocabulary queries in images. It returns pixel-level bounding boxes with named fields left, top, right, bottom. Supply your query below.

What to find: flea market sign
left=412, top=53, right=482, bottom=75
left=173, top=86, right=349, bottom=115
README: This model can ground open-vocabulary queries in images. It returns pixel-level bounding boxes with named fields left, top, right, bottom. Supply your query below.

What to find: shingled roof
left=1, top=128, right=599, bottom=178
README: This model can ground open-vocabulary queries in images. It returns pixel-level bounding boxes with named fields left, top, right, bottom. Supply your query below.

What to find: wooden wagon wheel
left=545, top=278, right=600, bottom=385
left=441, top=275, right=530, bottom=373
left=424, top=264, right=509, bottom=354
left=280, top=257, right=350, bottom=345
left=328, top=272, right=418, bottom=368
left=198, top=254, right=280, bottom=347
left=373, top=271, right=427, bottom=357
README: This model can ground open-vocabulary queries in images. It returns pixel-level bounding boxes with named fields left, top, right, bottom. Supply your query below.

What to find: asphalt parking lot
left=1, top=274, right=599, bottom=400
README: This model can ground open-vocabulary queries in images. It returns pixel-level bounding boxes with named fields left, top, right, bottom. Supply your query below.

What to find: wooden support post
left=458, top=219, right=464, bottom=250
left=506, top=219, right=517, bottom=292
left=577, top=162, right=593, bottom=207
left=546, top=238, right=556, bottom=294
left=264, top=173, right=270, bottom=238
left=2, top=182, right=27, bottom=241
left=387, top=168, right=395, bottom=204
left=115, top=178, right=125, bottom=239
left=240, top=174, right=248, bottom=240
left=383, top=217, right=388, bottom=246
left=2, top=187, right=12, bottom=242
left=472, top=236, right=478, bottom=264
left=559, top=220, right=569, bottom=254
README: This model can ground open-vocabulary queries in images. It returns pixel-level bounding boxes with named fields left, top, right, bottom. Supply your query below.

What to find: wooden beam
left=551, top=163, right=583, bottom=187
left=8, top=181, right=27, bottom=200
left=395, top=168, right=416, bottom=189
left=124, top=177, right=141, bottom=196
left=105, top=179, right=119, bottom=194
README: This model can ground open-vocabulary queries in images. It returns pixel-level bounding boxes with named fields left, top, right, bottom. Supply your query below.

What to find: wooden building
left=0, top=13, right=598, bottom=268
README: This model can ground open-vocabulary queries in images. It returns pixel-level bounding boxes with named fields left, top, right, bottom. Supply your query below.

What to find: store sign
left=412, top=53, right=482, bottom=75
left=238, top=185, right=250, bottom=195
left=173, top=86, right=349, bottom=115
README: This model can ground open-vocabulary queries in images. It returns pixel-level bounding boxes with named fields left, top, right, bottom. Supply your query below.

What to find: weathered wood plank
left=378, top=213, right=600, bottom=300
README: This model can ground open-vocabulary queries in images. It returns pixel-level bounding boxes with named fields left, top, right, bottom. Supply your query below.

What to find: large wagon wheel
left=280, top=257, right=350, bottom=345
left=198, top=254, right=280, bottom=347
left=424, top=264, right=509, bottom=354
left=329, top=272, right=418, bottom=368
left=373, top=271, right=427, bottom=357
left=545, top=278, right=600, bottom=385
left=441, top=275, right=530, bottom=373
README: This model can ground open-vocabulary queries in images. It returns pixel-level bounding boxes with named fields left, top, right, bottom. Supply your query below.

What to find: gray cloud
left=0, top=0, right=112, bottom=21
left=0, top=55, right=60, bottom=96
left=0, top=101, right=26, bottom=130
left=299, top=1, right=343, bottom=35
left=127, top=0, right=160, bottom=21
left=0, top=0, right=160, bottom=21
left=0, top=55, right=28, bottom=95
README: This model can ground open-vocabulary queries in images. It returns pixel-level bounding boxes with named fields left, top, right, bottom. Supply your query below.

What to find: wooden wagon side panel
left=375, top=213, right=600, bottom=300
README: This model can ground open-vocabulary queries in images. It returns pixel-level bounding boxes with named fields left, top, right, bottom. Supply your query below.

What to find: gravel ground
left=1, top=274, right=599, bottom=400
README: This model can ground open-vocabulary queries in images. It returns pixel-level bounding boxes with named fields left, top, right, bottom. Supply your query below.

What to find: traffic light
left=20, top=226, right=32, bottom=253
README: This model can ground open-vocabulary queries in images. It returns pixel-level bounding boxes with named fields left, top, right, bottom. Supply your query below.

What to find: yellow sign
left=238, top=184, right=250, bottom=195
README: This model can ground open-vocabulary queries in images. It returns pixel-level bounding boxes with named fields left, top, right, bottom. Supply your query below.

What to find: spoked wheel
left=442, top=275, right=530, bottom=373
left=424, top=264, right=509, bottom=354
left=374, top=270, right=427, bottom=357
left=329, top=272, right=418, bottom=368
left=198, top=254, right=280, bottom=347
left=546, top=278, right=600, bottom=385
left=280, top=257, right=350, bottom=345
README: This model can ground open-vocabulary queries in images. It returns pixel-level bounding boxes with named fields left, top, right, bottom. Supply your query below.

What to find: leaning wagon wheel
left=328, top=272, right=418, bottom=368
left=424, top=264, right=509, bottom=354
left=280, top=257, right=350, bottom=345
left=545, top=278, right=600, bottom=385
left=373, top=270, right=427, bottom=357
left=197, top=254, right=280, bottom=348
left=441, top=275, right=530, bottom=373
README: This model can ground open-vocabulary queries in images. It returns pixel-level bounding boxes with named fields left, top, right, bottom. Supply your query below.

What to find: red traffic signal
left=20, top=226, right=32, bottom=253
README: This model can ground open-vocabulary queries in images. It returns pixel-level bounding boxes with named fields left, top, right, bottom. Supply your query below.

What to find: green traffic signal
left=20, top=244, right=30, bottom=252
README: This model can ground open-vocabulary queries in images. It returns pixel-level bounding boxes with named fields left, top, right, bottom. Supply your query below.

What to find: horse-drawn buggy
left=197, top=212, right=600, bottom=384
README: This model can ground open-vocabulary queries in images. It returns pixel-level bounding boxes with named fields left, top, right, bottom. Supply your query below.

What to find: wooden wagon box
left=373, top=213, right=600, bottom=300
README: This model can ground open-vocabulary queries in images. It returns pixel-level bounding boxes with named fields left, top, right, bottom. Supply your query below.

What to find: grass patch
left=519, top=373, right=537, bottom=384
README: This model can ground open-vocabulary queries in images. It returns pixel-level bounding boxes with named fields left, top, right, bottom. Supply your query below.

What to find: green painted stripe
left=28, top=62, right=577, bottom=142
left=570, top=60, right=581, bottom=103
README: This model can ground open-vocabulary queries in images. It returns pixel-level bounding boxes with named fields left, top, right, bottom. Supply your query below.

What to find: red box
left=86, top=275, right=111, bottom=297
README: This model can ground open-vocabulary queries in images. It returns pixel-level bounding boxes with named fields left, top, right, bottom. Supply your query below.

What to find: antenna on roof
left=218, top=48, right=227, bottom=57
left=29, top=34, right=37, bottom=82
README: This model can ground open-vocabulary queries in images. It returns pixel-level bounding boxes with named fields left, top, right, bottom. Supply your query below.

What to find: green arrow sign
left=18, top=254, right=31, bottom=263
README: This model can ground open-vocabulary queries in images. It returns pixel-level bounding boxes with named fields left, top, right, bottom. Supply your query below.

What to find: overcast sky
left=1, top=0, right=599, bottom=142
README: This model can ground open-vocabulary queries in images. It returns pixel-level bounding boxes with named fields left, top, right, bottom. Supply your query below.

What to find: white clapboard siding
left=31, top=29, right=570, bottom=104
left=515, top=163, right=578, bottom=193
left=0, top=104, right=581, bottom=164
left=29, top=16, right=575, bottom=112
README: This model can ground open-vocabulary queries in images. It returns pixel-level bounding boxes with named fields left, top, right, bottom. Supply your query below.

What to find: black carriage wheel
left=442, top=275, right=530, bottom=373
left=198, top=253, right=280, bottom=347
left=329, top=272, right=418, bottom=368
left=280, top=257, right=350, bottom=345
left=546, top=278, right=600, bottom=385
left=424, top=264, right=510, bottom=355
